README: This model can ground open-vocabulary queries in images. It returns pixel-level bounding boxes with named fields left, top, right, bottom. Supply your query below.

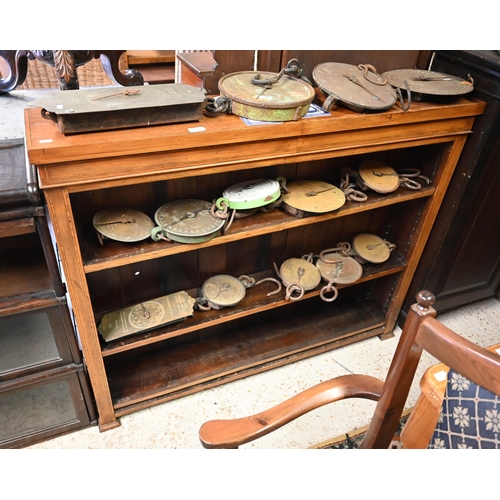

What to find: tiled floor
left=2, top=89, right=500, bottom=450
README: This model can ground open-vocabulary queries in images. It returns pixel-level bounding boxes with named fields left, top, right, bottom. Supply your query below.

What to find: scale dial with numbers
left=358, top=160, right=400, bottom=194
left=201, top=274, right=247, bottom=309
left=352, top=233, right=395, bottom=264
left=92, top=207, right=155, bottom=244
left=316, top=252, right=363, bottom=284
left=278, top=258, right=322, bottom=291
left=128, top=301, right=165, bottom=329
left=97, top=291, right=196, bottom=342
left=153, top=199, right=225, bottom=244
left=281, top=180, right=346, bottom=217
left=220, top=179, right=282, bottom=210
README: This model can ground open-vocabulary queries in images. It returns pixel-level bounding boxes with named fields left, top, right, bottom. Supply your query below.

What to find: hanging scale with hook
left=195, top=274, right=282, bottom=310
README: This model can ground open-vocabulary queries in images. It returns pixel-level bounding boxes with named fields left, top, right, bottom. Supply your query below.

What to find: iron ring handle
left=398, top=168, right=422, bottom=177
left=251, top=58, right=307, bottom=87
left=319, top=246, right=350, bottom=263
left=151, top=226, right=172, bottom=243
left=322, top=93, right=337, bottom=112
left=320, top=283, right=339, bottom=303
left=285, top=283, right=304, bottom=301
left=41, top=108, right=57, bottom=123
left=357, top=64, right=387, bottom=86
left=239, top=275, right=256, bottom=288
left=211, top=199, right=229, bottom=219
left=384, top=240, right=396, bottom=252
left=204, top=96, right=231, bottom=115
left=395, top=80, right=411, bottom=112
left=277, top=176, right=289, bottom=194
left=251, top=72, right=282, bottom=87
left=195, top=298, right=212, bottom=311
left=343, top=187, right=368, bottom=203
left=398, top=169, right=431, bottom=185
left=400, top=177, right=423, bottom=190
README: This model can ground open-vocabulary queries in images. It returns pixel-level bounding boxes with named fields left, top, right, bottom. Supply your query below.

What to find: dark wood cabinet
left=0, top=138, right=96, bottom=448
left=25, top=95, right=484, bottom=430
left=401, top=51, right=500, bottom=320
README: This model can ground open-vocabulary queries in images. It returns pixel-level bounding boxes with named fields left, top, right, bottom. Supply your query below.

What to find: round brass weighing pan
left=313, top=62, right=397, bottom=112
left=218, top=71, right=315, bottom=122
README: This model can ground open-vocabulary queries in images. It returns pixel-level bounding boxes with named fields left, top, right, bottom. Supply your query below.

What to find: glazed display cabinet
left=24, top=96, right=485, bottom=430
left=0, top=138, right=96, bottom=448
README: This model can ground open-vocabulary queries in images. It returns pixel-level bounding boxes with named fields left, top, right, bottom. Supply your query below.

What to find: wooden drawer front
left=0, top=217, right=35, bottom=238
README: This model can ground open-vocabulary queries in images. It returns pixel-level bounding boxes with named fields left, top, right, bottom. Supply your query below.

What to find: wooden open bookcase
left=24, top=96, right=485, bottom=430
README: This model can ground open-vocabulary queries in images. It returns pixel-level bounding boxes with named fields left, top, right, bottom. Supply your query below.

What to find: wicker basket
left=17, top=56, right=119, bottom=90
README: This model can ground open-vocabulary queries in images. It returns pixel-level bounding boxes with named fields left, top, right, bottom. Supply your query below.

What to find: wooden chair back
left=198, top=291, right=500, bottom=448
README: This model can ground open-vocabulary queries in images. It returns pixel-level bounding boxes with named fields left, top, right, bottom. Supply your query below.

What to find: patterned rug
left=313, top=410, right=411, bottom=449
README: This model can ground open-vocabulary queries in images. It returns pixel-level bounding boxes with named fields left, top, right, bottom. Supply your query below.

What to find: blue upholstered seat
left=428, top=369, right=500, bottom=449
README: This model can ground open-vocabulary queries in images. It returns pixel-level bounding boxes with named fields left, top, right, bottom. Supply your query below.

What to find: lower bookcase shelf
left=107, top=293, right=386, bottom=416
left=98, top=251, right=407, bottom=356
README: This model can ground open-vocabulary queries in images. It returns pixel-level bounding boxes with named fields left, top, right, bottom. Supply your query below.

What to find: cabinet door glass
left=0, top=379, right=78, bottom=444
left=0, top=312, right=60, bottom=375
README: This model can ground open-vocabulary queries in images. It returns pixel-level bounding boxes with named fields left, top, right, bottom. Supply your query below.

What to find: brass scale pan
left=381, top=69, right=474, bottom=101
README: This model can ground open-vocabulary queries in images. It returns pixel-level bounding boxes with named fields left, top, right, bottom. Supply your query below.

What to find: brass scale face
left=93, top=207, right=155, bottom=245
left=200, top=275, right=247, bottom=309
left=351, top=233, right=395, bottom=264
left=153, top=199, right=225, bottom=244
left=93, top=179, right=349, bottom=243
left=281, top=180, right=346, bottom=217
left=316, top=252, right=363, bottom=284
left=98, top=291, right=196, bottom=342
left=277, top=252, right=363, bottom=302
left=94, top=201, right=227, bottom=245
left=358, top=160, right=400, bottom=194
